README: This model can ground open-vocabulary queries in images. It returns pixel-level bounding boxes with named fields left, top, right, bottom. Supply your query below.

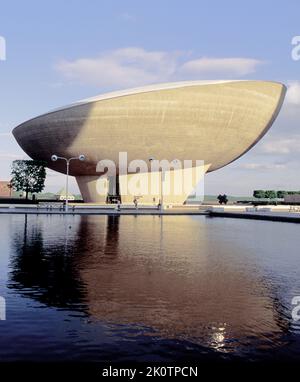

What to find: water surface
left=0, top=214, right=299, bottom=361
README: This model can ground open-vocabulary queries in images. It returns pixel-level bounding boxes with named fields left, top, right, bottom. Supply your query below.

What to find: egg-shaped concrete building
left=12, top=80, right=286, bottom=204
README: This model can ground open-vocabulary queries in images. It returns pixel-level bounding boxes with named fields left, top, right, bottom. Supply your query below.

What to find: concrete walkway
left=207, top=205, right=300, bottom=223
left=1, top=203, right=300, bottom=222
left=0, top=204, right=207, bottom=216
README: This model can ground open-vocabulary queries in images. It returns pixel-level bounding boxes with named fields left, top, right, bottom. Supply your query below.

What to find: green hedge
left=253, top=190, right=300, bottom=199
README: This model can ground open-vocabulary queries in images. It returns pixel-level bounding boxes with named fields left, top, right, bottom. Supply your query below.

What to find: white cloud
left=0, top=132, right=12, bottom=138
left=239, top=163, right=286, bottom=170
left=56, top=47, right=263, bottom=88
left=285, top=81, right=300, bottom=105
left=179, top=57, right=263, bottom=77
left=56, top=47, right=180, bottom=88
left=261, top=136, right=300, bottom=154
left=0, top=152, right=23, bottom=159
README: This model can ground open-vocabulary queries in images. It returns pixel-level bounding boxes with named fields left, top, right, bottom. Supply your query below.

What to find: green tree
left=11, top=160, right=46, bottom=199
left=253, top=190, right=266, bottom=198
left=277, top=190, right=287, bottom=199
left=265, top=190, right=277, bottom=200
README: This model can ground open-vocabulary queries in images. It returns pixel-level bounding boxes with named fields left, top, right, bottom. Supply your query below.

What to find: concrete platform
left=0, top=204, right=207, bottom=216
left=1, top=203, right=300, bottom=221
left=208, top=205, right=300, bottom=223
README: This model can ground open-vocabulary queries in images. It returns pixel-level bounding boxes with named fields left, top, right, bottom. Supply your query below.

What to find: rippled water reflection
left=0, top=214, right=299, bottom=361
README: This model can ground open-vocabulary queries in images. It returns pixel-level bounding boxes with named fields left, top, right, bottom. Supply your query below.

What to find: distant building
left=0, top=181, right=12, bottom=197
left=284, top=194, right=300, bottom=204
left=55, top=188, right=75, bottom=201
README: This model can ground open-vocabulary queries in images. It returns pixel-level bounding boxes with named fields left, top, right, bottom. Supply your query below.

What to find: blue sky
left=1, top=0, right=300, bottom=195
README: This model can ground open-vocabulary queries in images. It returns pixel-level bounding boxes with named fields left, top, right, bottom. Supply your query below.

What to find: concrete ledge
left=69, top=204, right=115, bottom=209
left=8, top=204, right=38, bottom=209
left=208, top=210, right=300, bottom=223
left=0, top=206, right=207, bottom=216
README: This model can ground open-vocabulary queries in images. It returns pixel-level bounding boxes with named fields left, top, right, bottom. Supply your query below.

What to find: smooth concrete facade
left=13, top=80, right=286, bottom=204
left=77, top=164, right=210, bottom=204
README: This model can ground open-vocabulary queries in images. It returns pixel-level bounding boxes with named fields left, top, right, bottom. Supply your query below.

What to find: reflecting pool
left=0, top=214, right=299, bottom=361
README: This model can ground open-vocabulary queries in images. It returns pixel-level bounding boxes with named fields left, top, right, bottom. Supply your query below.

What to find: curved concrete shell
left=12, top=80, right=286, bottom=204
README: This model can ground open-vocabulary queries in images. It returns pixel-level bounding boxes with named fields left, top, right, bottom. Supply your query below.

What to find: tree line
left=253, top=190, right=300, bottom=199
left=8, top=160, right=300, bottom=202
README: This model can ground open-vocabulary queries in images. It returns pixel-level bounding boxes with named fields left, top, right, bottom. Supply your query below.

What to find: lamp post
left=51, top=154, right=85, bottom=212
left=148, top=157, right=165, bottom=210
left=149, top=157, right=179, bottom=210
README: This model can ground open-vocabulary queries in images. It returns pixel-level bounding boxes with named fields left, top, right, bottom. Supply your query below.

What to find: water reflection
left=7, top=214, right=298, bottom=357
left=9, top=214, right=86, bottom=311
